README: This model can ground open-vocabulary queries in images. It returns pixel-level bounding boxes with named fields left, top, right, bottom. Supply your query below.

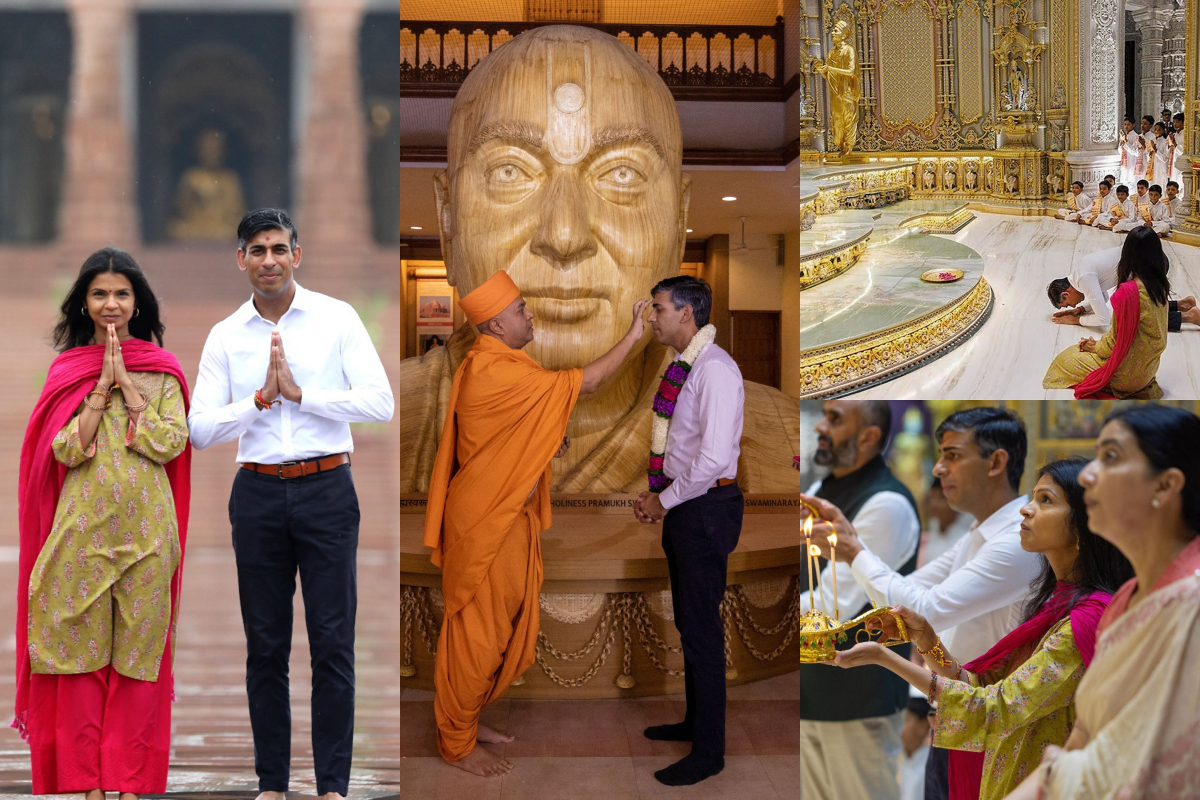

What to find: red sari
left=13, top=339, right=191, bottom=793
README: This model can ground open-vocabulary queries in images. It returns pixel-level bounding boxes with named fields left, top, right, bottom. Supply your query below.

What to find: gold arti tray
left=920, top=268, right=965, bottom=283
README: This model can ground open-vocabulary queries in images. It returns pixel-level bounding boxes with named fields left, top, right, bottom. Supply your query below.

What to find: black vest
left=798, top=455, right=920, bottom=722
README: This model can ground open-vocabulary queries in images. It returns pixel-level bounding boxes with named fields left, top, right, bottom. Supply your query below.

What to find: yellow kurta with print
left=27, top=372, right=188, bottom=682
left=933, top=620, right=1085, bottom=800
left=1042, top=280, right=1167, bottom=398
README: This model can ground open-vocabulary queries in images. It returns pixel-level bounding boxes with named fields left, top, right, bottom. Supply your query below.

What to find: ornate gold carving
left=877, top=0, right=938, bottom=131
left=799, top=235, right=871, bottom=291
left=797, top=277, right=994, bottom=398
left=958, top=0, right=985, bottom=125
left=898, top=205, right=974, bottom=232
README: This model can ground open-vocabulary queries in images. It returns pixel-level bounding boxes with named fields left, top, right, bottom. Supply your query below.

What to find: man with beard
left=799, top=400, right=920, bottom=800
left=804, top=407, right=1040, bottom=800
left=398, top=25, right=799, bottom=497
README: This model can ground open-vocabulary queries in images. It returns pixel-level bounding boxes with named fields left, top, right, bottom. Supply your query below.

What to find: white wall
left=728, top=232, right=784, bottom=311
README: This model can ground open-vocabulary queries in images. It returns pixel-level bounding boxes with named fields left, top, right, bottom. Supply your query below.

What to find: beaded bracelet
left=928, top=670, right=939, bottom=702
left=84, top=392, right=110, bottom=412
left=254, top=389, right=281, bottom=411
left=918, top=635, right=956, bottom=670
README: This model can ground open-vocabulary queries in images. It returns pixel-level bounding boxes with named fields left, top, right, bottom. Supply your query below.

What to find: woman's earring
left=134, top=308, right=140, bottom=318
left=81, top=307, right=87, bottom=316
left=1151, top=498, right=1161, bottom=509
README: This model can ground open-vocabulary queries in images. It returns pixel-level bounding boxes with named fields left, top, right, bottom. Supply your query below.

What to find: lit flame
left=803, top=515, right=813, bottom=537
left=809, top=544, right=821, bottom=557
left=829, top=531, right=838, bottom=547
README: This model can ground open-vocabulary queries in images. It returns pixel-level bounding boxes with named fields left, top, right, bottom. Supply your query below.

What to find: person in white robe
left=1147, top=185, right=1175, bottom=236
left=1094, top=185, right=1133, bottom=230
left=1056, top=181, right=1093, bottom=221
left=1114, top=180, right=1151, bottom=233
left=1079, top=181, right=1114, bottom=226
left=1118, top=118, right=1140, bottom=187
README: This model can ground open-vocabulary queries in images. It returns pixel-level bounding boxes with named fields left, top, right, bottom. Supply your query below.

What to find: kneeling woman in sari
left=13, top=248, right=191, bottom=798
left=1005, top=404, right=1200, bottom=800
left=1043, top=227, right=1169, bottom=399
left=826, top=457, right=1132, bottom=800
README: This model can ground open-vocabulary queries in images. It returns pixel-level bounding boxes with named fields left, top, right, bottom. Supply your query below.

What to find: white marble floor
left=833, top=214, right=1200, bottom=399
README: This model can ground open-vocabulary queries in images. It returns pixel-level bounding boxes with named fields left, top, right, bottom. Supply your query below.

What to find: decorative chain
left=399, top=582, right=801, bottom=686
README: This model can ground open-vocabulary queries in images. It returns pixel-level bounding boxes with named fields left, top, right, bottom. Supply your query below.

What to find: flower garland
left=647, top=324, right=717, bottom=492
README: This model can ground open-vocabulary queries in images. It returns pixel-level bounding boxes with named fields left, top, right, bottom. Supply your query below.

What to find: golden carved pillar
left=60, top=0, right=138, bottom=250
left=296, top=0, right=373, bottom=255
left=1180, top=0, right=1200, bottom=229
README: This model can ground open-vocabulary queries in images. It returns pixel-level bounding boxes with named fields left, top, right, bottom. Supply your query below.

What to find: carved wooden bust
left=400, top=25, right=801, bottom=494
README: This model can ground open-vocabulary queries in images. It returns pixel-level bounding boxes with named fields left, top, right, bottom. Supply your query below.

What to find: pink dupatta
left=11, top=339, right=192, bottom=738
left=1074, top=281, right=1140, bottom=400
left=947, top=584, right=1112, bottom=800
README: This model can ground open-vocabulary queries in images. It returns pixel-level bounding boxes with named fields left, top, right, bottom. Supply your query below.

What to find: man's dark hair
left=1123, top=116, right=1134, bottom=125
left=1173, top=112, right=1185, bottom=122
left=237, top=207, right=299, bottom=251
left=857, top=401, right=893, bottom=456
left=651, top=275, right=712, bottom=327
left=1099, top=180, right=1112, bottom=189
left=1116, top=185, right=1129, bottom=196
left=1162, top=108, right=1172, bottom=117
left=1167, top=180, right=1180, bottom=190
left=1150, top=184, right=1163, bottom=195
left=1142, top=115, right=1155, bottom=126
left=935, top=407, right=1027, bottom=492
left=1137, top=179, right=1149, bottom=188
left=1047, top=277, right=1072, bottom=309
left=1103, top=174, right=1116, bottom=182
left=1070, top=180, right=1083, bottom=189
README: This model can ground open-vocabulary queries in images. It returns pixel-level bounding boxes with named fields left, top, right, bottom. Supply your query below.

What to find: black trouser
left=229, top=463, right=360, bottom=795
left=661, top=483, right=744, bottom=758
left=925, top=744, right=951, bottom=800
left=1169, top=300, right=1181, bottom=332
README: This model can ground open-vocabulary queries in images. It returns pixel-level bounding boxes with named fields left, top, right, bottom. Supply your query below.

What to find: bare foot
left=447, top=745, right=514, bottom=777
left=118, top=795, right=139, bottom=800
left=320, top=794, right=346, bottom=800
left=1182, top=306, right=1200, bottom=326
left=84, top=792, right=104, bottom=800
left=478, top=723, right=515, bottom=744
left=1179, top=295, right=1197, bottom=313
left=255, top=793, right=286, bottom=800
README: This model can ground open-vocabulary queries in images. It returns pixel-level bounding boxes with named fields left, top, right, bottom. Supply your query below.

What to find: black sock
left=643, top=721, right=694, bottom=741
left=654, top=752, right=724, bottom=786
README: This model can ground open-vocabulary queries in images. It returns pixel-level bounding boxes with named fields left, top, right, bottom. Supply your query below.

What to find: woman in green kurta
left=824, top=458, right=1132, bottom=800
left=15, top=248, right=192, bottom=798
left=1043, top=228, right=1171, bottom=398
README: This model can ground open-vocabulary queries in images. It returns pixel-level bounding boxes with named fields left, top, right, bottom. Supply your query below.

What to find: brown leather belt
left=712, top=478, right=737, bottom=488
left=241, top=453, right=350, bottom=480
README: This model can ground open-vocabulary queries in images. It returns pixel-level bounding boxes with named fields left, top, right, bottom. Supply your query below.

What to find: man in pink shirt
left=634, top=276, right=745, bottom=787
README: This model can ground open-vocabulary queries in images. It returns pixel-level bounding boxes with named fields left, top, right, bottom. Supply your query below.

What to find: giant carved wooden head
left=435, top=25, right=691, bottom=370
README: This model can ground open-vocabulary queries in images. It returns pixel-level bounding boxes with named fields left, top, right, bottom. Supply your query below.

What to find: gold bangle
left=126, top=396, right=149, bottom=413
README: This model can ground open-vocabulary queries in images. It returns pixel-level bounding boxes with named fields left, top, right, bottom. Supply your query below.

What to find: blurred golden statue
left=399, top=25, right=800, bottom=494
left=814, top=20, right=860, bottom=159
left=168, top=128, right=246, bottom=241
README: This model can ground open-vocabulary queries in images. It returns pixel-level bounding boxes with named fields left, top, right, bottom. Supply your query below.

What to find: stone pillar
left=1162, top=11, right=1187, bottom=112
left=1132, top=10, right=1170, bottom=117
left=1066, top=0, right=1123, bottom=193
left=296, top=0, right=372, bottom=257
left=60, top=0, right=138, bottom=250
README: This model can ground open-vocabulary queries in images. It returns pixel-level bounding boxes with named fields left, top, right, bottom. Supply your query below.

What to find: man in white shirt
left=1055, top=181, right=1092, bottom=222
left=635, top=276, right=744, bottom=787
left=804, top=406, right=1041, bottom=800
left=188, top=208, right=394, bottom=800
left=1047, top=244, right=1198, bottom=330
left=1166, top=180, right=1184, bottom=220
left=1078, top=180, right=1114, bottom=225
left=800, top=400, right=920, bottom=800
left=1118, top=117, right=1140, bottom=187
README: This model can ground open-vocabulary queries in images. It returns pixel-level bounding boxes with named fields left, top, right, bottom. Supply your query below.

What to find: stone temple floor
left=400, top=672, right=799, bottom=800
left=830, top=214, right=1200, bottom=399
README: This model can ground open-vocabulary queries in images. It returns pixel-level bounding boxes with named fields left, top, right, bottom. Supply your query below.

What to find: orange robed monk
left=424, top=270, right=650, bottom=777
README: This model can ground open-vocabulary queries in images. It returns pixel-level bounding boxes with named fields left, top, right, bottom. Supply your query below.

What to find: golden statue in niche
left=813, top=20, right=860, bottom=159
left=399, top=25, right=800, bottom=494
left=167, top=128, right=246, bottom=241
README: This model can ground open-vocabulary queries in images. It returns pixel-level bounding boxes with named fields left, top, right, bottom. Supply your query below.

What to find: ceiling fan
left=733, top=216, right=780, bottom=252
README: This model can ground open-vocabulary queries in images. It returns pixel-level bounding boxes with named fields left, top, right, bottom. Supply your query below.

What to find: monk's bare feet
left=448, top=745, right=514, bottom=777
left=477, top=723, right=515, bottom=744
left=1182, top=306, right=1200, bottom=326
